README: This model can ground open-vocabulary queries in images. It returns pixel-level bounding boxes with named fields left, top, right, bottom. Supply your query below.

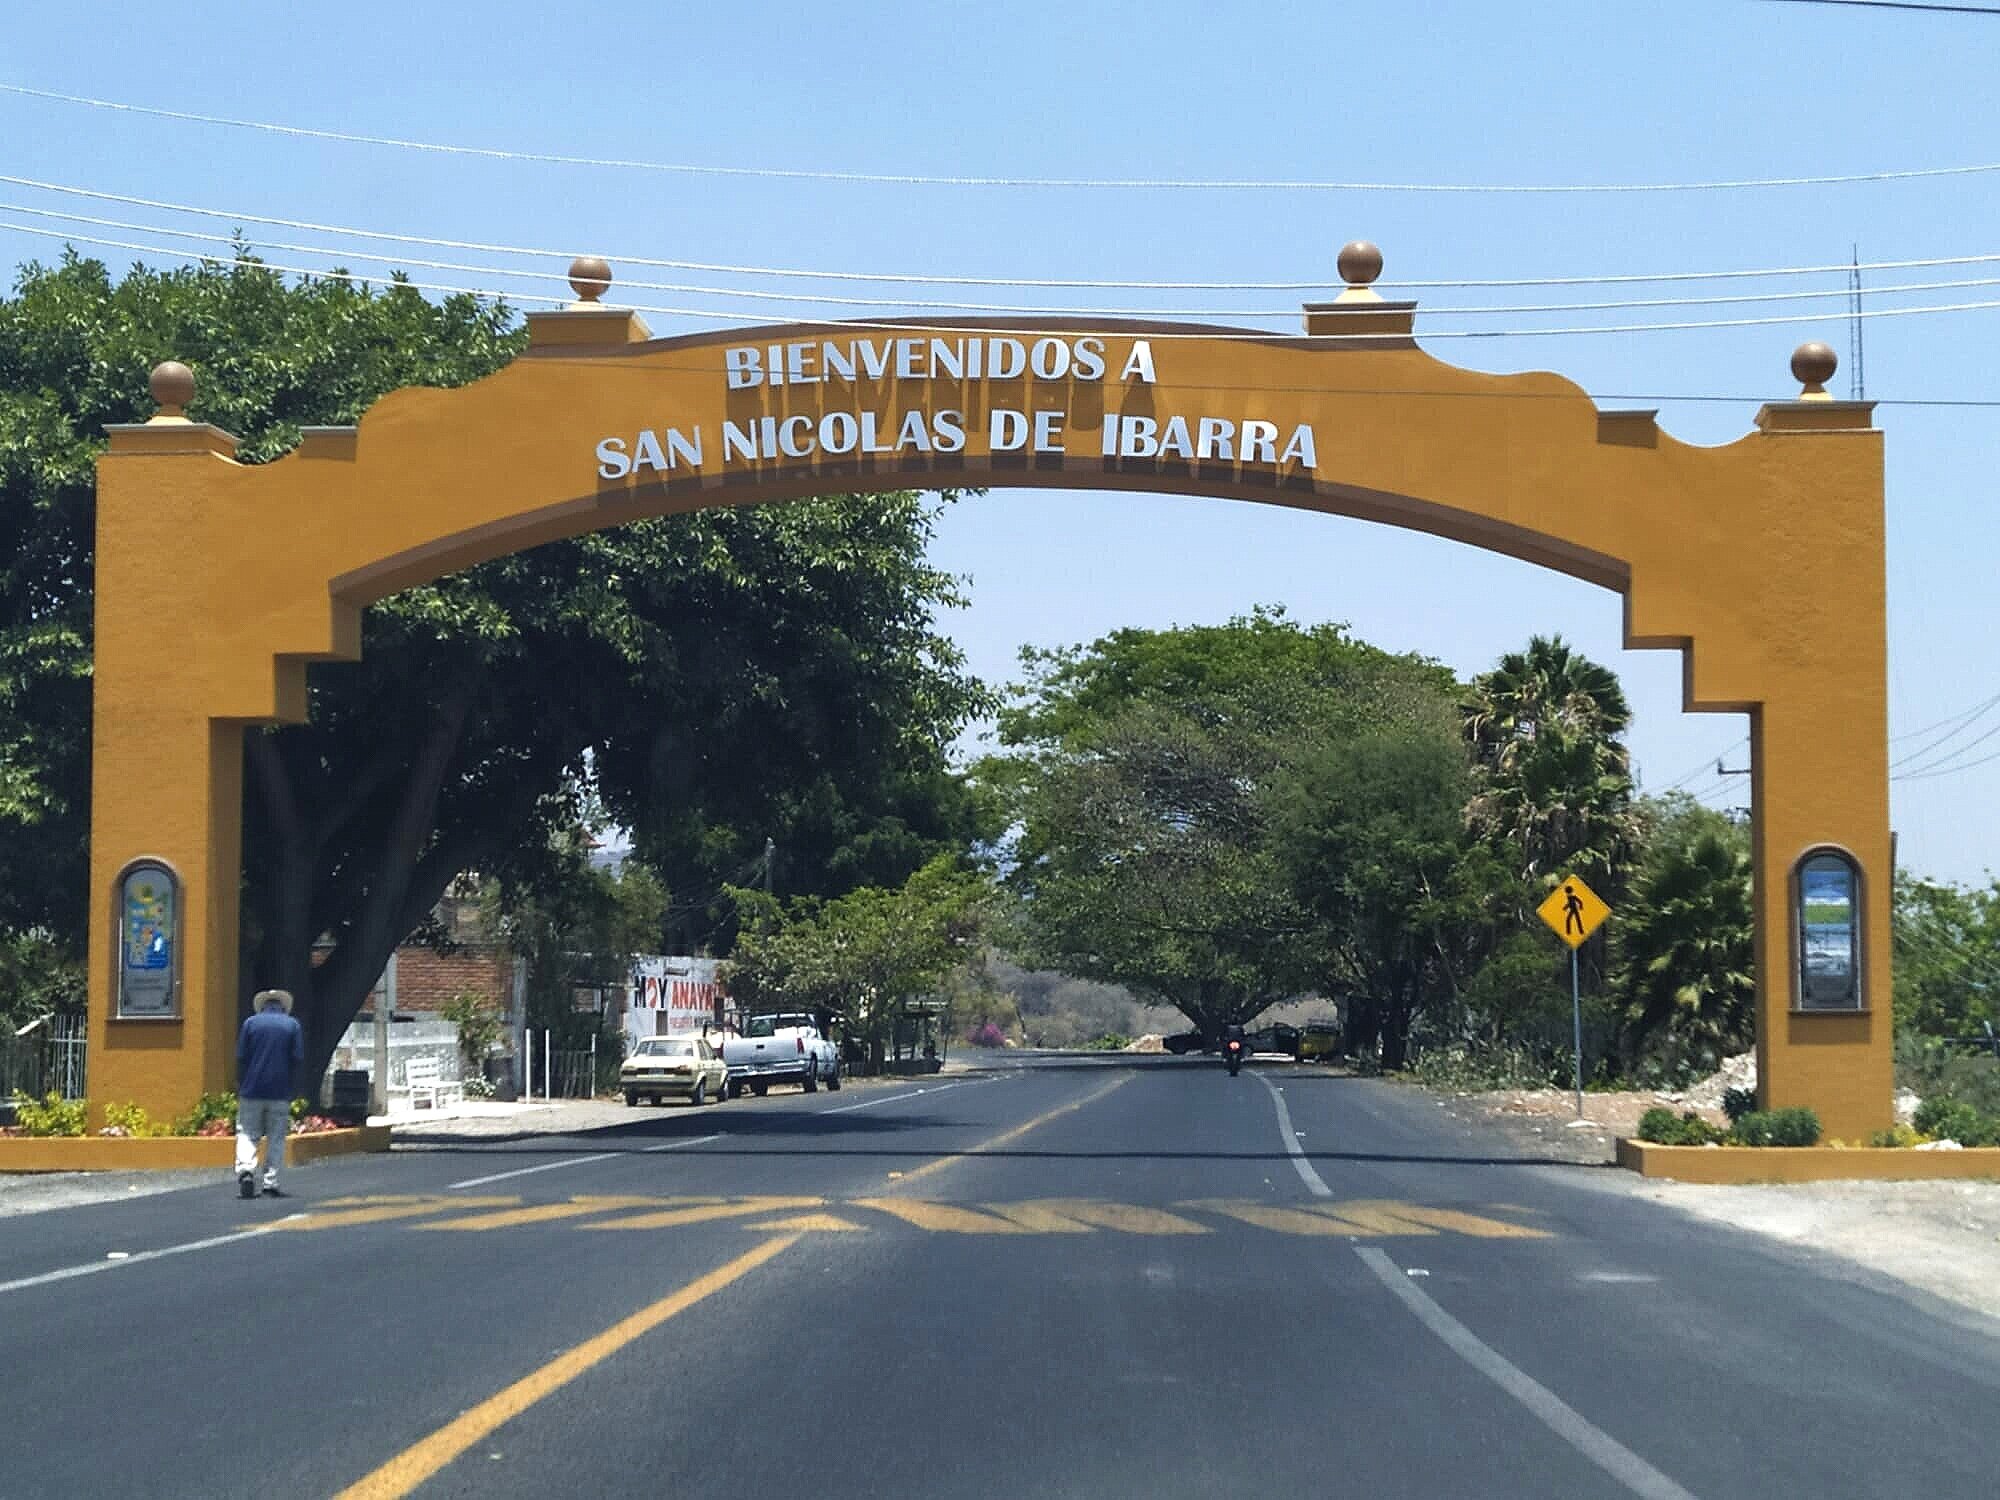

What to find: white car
left=621, top=1035, right=728, bottom=1106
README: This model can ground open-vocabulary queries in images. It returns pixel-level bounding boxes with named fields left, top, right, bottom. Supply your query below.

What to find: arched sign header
left=85, top=247, right=1893, bottom=1137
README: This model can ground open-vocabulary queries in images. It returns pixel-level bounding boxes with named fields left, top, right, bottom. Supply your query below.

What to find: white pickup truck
left=721, top=1013, right=841, bottom=1097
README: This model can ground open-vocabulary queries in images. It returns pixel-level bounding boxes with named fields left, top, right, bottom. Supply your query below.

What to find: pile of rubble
left=1670, top=1051, right=1758, bottom=1111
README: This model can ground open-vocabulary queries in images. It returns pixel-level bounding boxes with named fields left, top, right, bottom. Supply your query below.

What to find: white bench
left=402, top=1055, right=463, bottom=1110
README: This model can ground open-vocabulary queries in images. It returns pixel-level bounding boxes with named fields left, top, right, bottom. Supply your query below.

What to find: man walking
left=236, top=989, right=304, bottom=1199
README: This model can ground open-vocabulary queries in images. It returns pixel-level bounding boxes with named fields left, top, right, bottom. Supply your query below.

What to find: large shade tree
left=1273, top=727, right=1506, bottom=1067
left=0, top=252, right=990, bottom=1093
left=988, top=609, right=1459, bottom=1042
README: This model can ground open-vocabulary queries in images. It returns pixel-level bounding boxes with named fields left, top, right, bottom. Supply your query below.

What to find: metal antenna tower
left=1848, top=244, right=1865, bottom=401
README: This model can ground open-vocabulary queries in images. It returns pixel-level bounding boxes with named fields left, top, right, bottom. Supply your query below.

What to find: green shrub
left=1720, top=1087, right=1758, bottom=1124
left=1083, top=1033, right=1130, bottom=1051
left=1407, top=1044, right=1565, bottom=1092
left=1731, top=1107, right=1821, bottom=1147
left=1868, top=1124, right=1922, bottom=1148
left=14, top=1091, right=86, bottom=1137
left=1636, top=1107, right=1727, bottom=1145
left=100, top=1102, right=167, bottom=1138
left=1912, top=1096, right=1999, bottom=1146
left=1635, top=1106, right=1680, bottom=1142
left=442, top=989, right=507, bottom=1076
left=1894, top=1034, right=2000, bottom=1118
left=174, top=1091, right=238, bottom=1136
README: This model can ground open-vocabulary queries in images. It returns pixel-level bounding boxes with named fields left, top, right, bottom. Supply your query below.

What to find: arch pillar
left=88, top=422, right=250, bottom=1122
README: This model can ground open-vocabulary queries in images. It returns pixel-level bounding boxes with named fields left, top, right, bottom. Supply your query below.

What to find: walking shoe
left=237, top=1174, right=256, bottom=1200
left=260, top=1186, right=287, bottom=1198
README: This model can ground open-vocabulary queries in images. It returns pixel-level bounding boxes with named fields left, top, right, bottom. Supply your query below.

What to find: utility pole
left=370, top=953, right=396, bottom=1118
left=763, top=837, right=775, bottom=894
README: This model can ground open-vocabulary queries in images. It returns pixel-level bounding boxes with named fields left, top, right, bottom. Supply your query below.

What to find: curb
left=0, top=1125, right=393, bottom=1174
left=1617, top=1137, right=2000, bottom=1184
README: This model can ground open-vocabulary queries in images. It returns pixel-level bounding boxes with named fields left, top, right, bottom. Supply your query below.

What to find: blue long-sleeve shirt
left=237, top=1009, right=304, bottom=1101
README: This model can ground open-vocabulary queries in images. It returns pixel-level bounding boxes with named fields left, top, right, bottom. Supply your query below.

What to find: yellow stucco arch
left=88, top=257, right=1892, bottom=1137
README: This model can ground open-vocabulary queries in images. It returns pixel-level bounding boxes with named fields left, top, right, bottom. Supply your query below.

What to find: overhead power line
left=5, top=81, right=1999, bottom=194
left=16, top=216, right=2000, bottom=345
left=1893, top=691, right=2000, bottom=742
left=1889, top=689, right=2000, bottom=769
left=1762, top=1, right=2000, bottom=15
left=1894, top=722, right=2000, bottom=779
left=10, top=172, right=2000, bottom=292
left=17, top=198, right=2000, bottom=320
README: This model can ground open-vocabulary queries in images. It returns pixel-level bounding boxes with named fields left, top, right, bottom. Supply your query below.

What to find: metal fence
left=2, top=1013, right=88, bottom=1101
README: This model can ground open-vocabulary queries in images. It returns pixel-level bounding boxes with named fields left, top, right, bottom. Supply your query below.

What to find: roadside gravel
left=1410, top=1075, right=2000, bottom=1325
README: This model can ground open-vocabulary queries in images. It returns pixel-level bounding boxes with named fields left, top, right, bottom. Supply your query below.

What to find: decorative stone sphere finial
left=1338, top=240, right=1384, bottom=288
left=567, top=255, right=613, bottom=304
left=1791, top=341, right=1838, bottom=400
left=148, top=360, right=196, bottom=422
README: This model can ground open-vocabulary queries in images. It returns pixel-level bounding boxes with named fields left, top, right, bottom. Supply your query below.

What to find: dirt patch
left=1629, top=1177, right=2000, bottom=1323
left=1423, top=1084, right=1726, bottom=1166
left=1400, top=1075, right=2000, bottom=1324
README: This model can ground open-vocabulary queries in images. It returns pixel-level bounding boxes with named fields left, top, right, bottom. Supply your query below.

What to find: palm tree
left=1465, top=634, right=1630, bottom=772
left=1464, top=636, right=1636, bottom=884
left=1617, top=823, right=1755, bottom=1074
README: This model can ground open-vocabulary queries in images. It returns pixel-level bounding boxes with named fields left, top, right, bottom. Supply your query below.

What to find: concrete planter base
left=1617, top=1136, right=2000, bottom=1184
left=0, top=1125, right=391, bottom=1174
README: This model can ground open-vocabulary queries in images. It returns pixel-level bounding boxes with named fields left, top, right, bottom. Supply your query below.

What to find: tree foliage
left=989, top=610, right=1461, bottom=1042
left=1464, top=634, right=1638, bottom=889
left=0, top=250, right=522, bottom=943
left=1615, top=797, right=1755, bottom=1077
left=1893, top=873, right=2000, bottom=1039
left=1274, top=728, right=1511, bottom=1067
left=722, top=855, right=988, bottom=1062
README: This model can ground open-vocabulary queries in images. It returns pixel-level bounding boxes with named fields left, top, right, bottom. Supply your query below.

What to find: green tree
left=722, top=855, right=988, bottom=1067
left=1893, top=873, right=2000, bottom=1039
left=989, top=611, right=1458, bottom=1042
left=1274, top=726, right=1507, bottom=1067
left=1464, top=634, right=1638, bottom=888
left=0, top=927, right=82, bottom=1029
left=1615, top=798, right=1755, bottom=1078
left=1, top=250, right=520, bottom=951
left=0, top=251, right=990, bottom=1096
left=480, top=833, right=671, bottom=1045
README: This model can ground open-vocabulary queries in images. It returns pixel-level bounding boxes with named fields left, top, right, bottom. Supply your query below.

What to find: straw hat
left=253, top=988, right=295, bottom=1014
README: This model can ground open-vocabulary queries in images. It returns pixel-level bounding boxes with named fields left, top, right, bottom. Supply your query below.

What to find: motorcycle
left=1225, top=1036, right=1243, bottom=1076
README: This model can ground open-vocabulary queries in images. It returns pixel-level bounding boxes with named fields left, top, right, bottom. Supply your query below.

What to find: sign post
left=1536, top=875, right=1612, bottom=1117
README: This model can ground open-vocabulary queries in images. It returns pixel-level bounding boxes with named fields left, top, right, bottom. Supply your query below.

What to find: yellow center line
left=887, top=1072, right=1129, bottom=1189
left=332, top=1233, right=801, bottom=1500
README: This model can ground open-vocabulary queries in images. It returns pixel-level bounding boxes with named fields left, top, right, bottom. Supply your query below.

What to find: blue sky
left=4, top=0, right=1998, bottom=881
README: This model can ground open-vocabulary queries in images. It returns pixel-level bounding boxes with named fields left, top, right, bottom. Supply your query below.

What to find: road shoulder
left=1389, top=1071, right=2000, bottom=1326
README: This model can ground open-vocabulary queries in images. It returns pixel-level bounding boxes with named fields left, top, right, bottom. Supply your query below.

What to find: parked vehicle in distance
left=721, top=1013, right=840, bottom=1097
left=621, top=1034, right=728, bottom=1107
left=1162, top=1031, right=1205, bottom=1055
left=1299, top=1020, right=1341, bottom=1061
left=1245, top=1022, right=1302, bottom=1059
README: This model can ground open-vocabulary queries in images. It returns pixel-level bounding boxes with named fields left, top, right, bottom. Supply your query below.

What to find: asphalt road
left=4, top=1054, right=1998, bottom=1499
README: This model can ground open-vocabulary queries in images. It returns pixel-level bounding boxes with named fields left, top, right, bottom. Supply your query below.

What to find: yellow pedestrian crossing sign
left=1538, top=875, right=1610, bottom=948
